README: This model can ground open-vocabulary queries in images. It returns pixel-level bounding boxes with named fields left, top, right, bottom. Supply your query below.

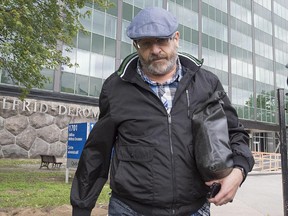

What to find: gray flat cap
left=126, top=7, right=178, bottom=40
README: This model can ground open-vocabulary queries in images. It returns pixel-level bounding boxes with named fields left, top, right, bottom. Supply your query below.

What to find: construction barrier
left=252, top=151, right=281, bottom=172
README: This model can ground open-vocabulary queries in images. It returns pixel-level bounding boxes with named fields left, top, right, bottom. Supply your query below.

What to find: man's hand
left=205, top=168, right=244, bottom=206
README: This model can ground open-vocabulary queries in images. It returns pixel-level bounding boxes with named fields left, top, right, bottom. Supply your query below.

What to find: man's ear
left=174, top=31, right=180, bottom=40
left=174, top=31, right=180, bottom=47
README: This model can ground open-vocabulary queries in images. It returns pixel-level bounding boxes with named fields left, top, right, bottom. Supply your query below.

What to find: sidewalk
left=211, top=172, right=283, bottom=216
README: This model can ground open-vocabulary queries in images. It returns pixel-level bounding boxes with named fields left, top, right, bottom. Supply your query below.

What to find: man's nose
left=149, top=43, right=162, bottom=54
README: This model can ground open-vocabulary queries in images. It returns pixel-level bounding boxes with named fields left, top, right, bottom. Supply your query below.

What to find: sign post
left=66, top=122, right=95, bottom=183
left=277, top=88, right=288, bottom=216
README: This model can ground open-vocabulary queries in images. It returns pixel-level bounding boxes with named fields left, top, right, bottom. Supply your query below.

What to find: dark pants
left=108, top=196, right=210, bottom=216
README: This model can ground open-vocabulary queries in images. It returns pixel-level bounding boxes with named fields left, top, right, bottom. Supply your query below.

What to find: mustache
left=148, top=54, right=167, bottom=62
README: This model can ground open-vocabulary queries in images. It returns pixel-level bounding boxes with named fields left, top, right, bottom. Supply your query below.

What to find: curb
left=249, top=171, right=282, bottom=176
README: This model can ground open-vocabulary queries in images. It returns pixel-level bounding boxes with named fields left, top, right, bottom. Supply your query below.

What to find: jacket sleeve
left=70, top=80, right=117, bottom=216
left=215, top=80, right=255, bottom=178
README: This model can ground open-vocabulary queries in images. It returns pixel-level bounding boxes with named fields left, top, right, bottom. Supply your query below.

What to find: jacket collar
left=117, top=52, right=203, bottom=82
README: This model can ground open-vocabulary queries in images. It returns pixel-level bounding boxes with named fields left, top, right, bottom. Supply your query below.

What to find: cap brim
left=132, top=35, right=173, bottom=40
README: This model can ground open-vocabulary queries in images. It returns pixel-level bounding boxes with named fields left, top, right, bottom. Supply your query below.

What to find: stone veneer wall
left=0, top=96, right=99, bottom=158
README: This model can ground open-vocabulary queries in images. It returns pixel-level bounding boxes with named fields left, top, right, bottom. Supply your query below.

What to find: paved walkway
left=211, top=172, right=283, bottom=216
left=92, top=172, right=283, bottom=216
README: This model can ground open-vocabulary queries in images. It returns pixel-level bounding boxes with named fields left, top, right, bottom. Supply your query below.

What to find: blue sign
left=67, top=123, right=94, bottom=167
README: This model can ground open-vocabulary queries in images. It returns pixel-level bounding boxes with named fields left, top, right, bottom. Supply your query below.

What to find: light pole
left=277, top=63, right=288, bottom=216
left=286, top=64, right=288, bottom=86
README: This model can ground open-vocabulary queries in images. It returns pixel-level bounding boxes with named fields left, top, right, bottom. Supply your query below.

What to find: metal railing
left=252, top=151, right=281, bottom=172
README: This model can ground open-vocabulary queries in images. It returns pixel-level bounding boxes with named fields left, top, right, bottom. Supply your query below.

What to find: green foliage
left=245, top=90, right=273, bottom=110
left=242, top=90, right=288, bottom=122
left=0, top=0, right=114, bottom=99
left=0, top=159, right=111, bottom=208
left=0, top=158, right=39, bottom=167
left=245, top=90, right=288, bottom=112
left=0, top=171, right=70, bottom=208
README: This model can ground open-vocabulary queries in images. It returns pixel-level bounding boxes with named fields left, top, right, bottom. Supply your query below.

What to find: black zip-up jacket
left=70, top=52, right=255, bottom=216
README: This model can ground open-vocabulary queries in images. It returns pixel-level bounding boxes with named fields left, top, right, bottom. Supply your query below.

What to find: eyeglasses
left=134, top=33, right=176, bottom=50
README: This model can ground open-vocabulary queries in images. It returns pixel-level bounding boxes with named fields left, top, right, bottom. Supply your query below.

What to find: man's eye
left=142, top=41, right=152, bottom=47
left=157, top=39, right=168, bottom=44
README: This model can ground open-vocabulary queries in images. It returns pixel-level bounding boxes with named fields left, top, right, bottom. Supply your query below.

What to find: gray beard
left=140, top=52, right=178, bottom=77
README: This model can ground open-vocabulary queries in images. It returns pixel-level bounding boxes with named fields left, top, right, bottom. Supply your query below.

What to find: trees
left=245, top=90, right=276, bottom=111
left=0, top=0, right=113, bottom=98
left=244, top=90, right=288, bottom=122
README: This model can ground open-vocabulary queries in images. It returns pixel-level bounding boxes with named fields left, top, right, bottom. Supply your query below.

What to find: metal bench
left=39, top=155, right=62, bottom=169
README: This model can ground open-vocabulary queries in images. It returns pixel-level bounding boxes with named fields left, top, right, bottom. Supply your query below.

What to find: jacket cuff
left=72, top=206, right=92, bottom=216
left=233, top=155, right=250, bottom=183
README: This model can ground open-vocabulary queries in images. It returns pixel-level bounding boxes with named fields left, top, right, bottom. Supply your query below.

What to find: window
left=61, top=72, right=75, bottom=93
left=41, top=69, right=54, bottom=90
left=105, top=38, right=116, bottom=57
left=90, top=53, right=103, bottom=78
left=92, top=34, right=104, bottom=54
left=78, top=31, right=91, bottom=51
left=75, top=49, right=90, bottom=76
left=75, top=74, right=89, bottom=96
left=89, top=77, right=103, bottom=97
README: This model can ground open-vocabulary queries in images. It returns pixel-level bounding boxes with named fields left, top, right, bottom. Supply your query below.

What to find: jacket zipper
left=167, top=113, right=176, bottom=215
left=186, top=89, right=190, bottom=118
left=131, top=78, right=187, bottom=215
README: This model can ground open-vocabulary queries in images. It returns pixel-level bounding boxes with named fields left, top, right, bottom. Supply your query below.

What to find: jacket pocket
left=111, top=145, right=155, bottom=202
left=186, top=143, right=209, bottom=198
left=117, top=145, right=154, bottom=162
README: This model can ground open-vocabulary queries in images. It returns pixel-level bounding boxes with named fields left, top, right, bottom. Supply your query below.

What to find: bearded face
left=136, top=32, right=179, bottom=78
left=139, top=47, right=178, bottom=77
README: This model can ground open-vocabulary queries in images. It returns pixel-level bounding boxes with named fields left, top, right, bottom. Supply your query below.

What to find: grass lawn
left=0, top=158, right=111, bottom=208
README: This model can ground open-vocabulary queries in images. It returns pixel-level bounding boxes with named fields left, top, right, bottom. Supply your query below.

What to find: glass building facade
left=1, top=0, right=288, bottom=153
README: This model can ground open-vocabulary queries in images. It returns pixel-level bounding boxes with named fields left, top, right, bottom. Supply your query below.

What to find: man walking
left=71, top=7, right=254, bottom=216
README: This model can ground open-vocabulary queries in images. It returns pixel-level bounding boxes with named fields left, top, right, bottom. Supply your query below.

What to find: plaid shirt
left=191, top=202, right=210, bottom=216
left=137, top=58, right=182, bottom=113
